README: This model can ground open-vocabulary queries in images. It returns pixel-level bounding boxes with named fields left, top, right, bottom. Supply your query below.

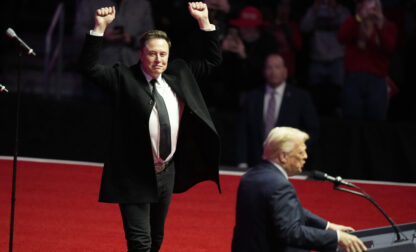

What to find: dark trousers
left=119, top=162, right=175, bottom=252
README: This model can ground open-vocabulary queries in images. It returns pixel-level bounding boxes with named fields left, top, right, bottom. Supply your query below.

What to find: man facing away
left=232, top=126, right=367, bottom=252
left=78, top=2, right=222, bottom=251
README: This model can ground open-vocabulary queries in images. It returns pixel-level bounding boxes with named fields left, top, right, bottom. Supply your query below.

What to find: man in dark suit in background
left=235, top=54, right=319, bottom=169
left=79, top=2, right=221, bottom=251
left=232, top=126, right=367, bottom=252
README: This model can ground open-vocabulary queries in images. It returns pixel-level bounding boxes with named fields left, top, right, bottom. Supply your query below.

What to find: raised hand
left=94, top=6, right=116, bottom=34
left=188, top=2, right=214, bottom=30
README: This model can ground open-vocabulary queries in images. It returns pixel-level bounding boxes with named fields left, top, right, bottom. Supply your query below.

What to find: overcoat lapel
left=129, top=63, right=152, bottom=98
left=163, top=73, right=184, bottom=102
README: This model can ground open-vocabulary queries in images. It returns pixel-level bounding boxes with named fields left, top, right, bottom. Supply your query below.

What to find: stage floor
left=1, top=157, right=415, bottom=251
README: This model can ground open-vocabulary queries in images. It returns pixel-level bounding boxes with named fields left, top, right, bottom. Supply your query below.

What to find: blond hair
left=262, top=127, right=309, bottom=161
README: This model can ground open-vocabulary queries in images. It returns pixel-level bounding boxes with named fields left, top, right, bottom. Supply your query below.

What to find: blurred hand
left=328, top=222, right=355, bottom=233
left=222, top=34, right=246, bottom=59
left=338, top=231, right=367, bottom=252
left=357, top=1, right=370, bottom=20
left=372, top=0, right=384, bottom=29
left=94, top=6, right=116, bottom=34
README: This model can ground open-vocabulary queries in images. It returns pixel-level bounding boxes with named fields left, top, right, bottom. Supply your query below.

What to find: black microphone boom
left=312, top=170, right=355, bottom=187
left=6, top=28, right=36, bottom=56
left=311, top=170, right=406, bottom=242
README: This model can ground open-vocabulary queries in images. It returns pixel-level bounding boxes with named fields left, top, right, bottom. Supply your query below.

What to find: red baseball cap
left=229, top=6, right=265, bottom=27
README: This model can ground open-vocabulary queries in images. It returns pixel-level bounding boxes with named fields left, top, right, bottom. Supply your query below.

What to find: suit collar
left=140, top=65, right=163, bottom=84
left=130, top=63, right=184, bottom=101
left=258, top=160, right=289, bottom=179
left=265, top=82, right=286, bottom=95
left=267, top=160, right=289, bottom=180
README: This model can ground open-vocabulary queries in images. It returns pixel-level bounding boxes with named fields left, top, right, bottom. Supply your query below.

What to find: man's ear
left=277, top=152, right=287, bottom=164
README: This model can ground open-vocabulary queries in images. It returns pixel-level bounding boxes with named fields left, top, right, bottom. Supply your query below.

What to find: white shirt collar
left=268, top=160, right=289, bottom=180
left=140, top=66, right=163, bottom=84
left=265, top=82, right=286, bottom=95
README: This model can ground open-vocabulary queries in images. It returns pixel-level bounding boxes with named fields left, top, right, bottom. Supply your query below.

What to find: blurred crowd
left=71, top=0, right=414, bottom=120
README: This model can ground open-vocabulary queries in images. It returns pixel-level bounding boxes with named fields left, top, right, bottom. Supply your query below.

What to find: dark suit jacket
left=79, top=30, right=222, bottom=203
left=232, top=161, right=338, bottom=252
left=235, top=84, right=319, bottom=167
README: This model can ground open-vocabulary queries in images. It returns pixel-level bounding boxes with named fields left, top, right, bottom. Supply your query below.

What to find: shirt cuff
left=89, top=30, right=104, bottom=37
left=200, top=25, right=216, bottom=32
left=326, top=222, right=339, bottom=242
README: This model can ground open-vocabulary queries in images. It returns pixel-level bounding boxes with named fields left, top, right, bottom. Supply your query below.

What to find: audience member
left=221, top=6, right=278, bottom=92
left=268, top=0, right=302, bottom=80
left=300, top=0, right=350, bottom=116
left=73, top=0, right=154, bottom=66
left=232, top=126, right=367, bottom=252
left=235, top=54, right=319, bottom=169
left=338, top=0, right=397, bottom=121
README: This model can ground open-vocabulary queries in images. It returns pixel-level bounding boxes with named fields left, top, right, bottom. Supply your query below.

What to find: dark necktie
left=265, top=91, right=277, bottom=136
left=150, top=79, right=171, bottom=160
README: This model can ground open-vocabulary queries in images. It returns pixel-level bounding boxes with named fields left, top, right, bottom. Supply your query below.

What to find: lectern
left=338, top=222, right=416, bottom=252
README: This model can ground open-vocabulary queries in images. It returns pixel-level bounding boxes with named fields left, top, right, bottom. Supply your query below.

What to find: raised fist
left=188, top=2, right=209, bottom=23
left=94, top=6, right=116, bottom=33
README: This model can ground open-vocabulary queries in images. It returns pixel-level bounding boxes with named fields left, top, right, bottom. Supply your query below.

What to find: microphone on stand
left=312, top=170, right=355, bottom=187
left=5, top=28, right=36, bottom=56
left=311, top=170, right=407, bottom=242
left=0, top=84, right=8, bottom=93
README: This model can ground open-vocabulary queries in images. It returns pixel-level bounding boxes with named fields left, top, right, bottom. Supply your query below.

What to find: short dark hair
left=139, top=30, right=172, bottom=51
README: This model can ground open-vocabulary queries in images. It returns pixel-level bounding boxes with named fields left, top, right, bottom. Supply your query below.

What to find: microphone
left=0, top=84, right=8, bottom=93
left=6, top=28, right=36, bottom=56
left=312, top=170, right=354, bottom=187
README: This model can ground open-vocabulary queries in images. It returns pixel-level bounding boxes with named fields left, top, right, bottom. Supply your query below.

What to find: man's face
left=139, top=38, right=169, bottom=79
left=264, top=55, right=287, bottom=88
left=283, top=140, right=307, bottom=176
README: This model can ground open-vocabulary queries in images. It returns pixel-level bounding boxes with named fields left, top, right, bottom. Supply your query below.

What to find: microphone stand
left=333, top=183, right=407, bottom=243
left=9, top=51, right=22, bottom=252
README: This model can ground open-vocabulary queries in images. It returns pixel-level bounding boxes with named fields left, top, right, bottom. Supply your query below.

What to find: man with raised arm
left=78, top=2, right=221, bottom=251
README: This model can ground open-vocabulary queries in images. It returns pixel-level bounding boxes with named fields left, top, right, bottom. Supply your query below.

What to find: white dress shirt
left=141, top=68, right=184, bottom=164
left=263, top=82, right=286, bottom=126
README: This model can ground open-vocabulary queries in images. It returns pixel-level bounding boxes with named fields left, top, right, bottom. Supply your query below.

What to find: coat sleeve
left=303, top=208, right=329, bottom=229
left=268, top=182, right=338, bottom=251
left=187, top=29, right=222, bottom=80
left=78, top=34, right=119, bottom=93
